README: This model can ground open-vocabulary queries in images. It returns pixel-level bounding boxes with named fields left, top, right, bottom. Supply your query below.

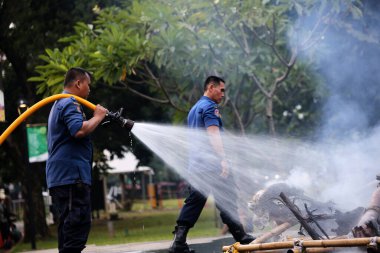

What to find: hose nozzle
left=106, top=108, right=134, bottom=132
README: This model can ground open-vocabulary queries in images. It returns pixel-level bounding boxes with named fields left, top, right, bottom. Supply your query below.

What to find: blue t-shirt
left=187, top=96, right=223, bottom=130
left=187, top=96, right=223, bottom=172
left=46, top=92, right=92, bottom=188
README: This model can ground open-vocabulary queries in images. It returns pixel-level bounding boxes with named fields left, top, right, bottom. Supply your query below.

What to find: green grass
left=12, top=199, right=222, bottom=252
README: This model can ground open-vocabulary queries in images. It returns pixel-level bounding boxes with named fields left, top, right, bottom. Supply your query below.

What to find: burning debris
left=222, top=175, right=380, bottom=253
left=221, top=182, right=380, bottom=252
left=248, top=183, right=365, bottom=242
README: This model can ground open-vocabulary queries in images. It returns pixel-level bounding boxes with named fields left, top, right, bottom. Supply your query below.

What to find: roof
left=104, top=150, right=154, bottom=175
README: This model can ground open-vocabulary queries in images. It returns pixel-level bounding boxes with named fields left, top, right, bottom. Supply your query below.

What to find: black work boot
left=228, top=223, right=255, bottom=245
left=168, top=226, right=195, bottom=253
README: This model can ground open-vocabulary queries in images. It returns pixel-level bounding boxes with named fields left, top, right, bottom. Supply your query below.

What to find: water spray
left=0, top=94, right=134, bottom=145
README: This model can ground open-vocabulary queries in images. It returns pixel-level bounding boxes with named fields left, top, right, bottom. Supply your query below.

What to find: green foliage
left=29, top=0, right=364, bottom=135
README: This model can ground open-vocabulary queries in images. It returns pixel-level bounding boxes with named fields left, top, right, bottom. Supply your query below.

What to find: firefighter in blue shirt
left=46, top=67, right=107, bottom=253
left=169, top=76, right=254, bottom=253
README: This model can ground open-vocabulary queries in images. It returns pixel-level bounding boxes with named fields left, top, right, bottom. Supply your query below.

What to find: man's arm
left=207, top=125, right=228, bottom=177
left=75, top=104, right=107, bottom=138
left=206, top=125, right=226, bottom=158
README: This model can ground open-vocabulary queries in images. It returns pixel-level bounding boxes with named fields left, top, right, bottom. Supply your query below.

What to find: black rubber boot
left=168, top=226, right=195, bottom=253
left=228, top=223, right=255, bottom=245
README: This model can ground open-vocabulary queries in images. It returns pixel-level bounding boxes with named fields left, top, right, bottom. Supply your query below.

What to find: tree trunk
left=119, top=174, right=127, bottom=209
left=22, top=152, right=50, bottom=244
left=266, top=97, right=276, bottom=135
left=17, top=123, right=49, bottom=245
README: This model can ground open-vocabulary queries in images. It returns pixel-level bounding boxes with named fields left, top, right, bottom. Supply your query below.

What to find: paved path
left=21, top=235, right=235, bottom=253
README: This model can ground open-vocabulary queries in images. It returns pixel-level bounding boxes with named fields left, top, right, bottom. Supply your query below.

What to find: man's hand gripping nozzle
left=103, top=107, right=134, bottom=132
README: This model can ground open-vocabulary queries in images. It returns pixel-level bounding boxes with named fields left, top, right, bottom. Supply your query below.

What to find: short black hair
left=204, top=76, right=225, bottom=91
left=64, top=67, right=92, bottom=87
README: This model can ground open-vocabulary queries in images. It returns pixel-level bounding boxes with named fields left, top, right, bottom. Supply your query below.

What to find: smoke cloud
left=283, top=1, right=380, bottom=210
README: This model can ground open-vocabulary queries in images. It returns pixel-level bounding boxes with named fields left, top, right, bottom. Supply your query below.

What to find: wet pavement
left=21, top=235, right=236, bottom=253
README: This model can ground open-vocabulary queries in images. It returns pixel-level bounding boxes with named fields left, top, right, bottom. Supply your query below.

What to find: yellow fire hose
left=0, top=93, right=135, bottom=146
left=0, top=94, right=96, bottom=145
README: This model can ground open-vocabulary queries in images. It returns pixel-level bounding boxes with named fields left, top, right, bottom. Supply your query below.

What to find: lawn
left=12, top=198, right=222, bottom=252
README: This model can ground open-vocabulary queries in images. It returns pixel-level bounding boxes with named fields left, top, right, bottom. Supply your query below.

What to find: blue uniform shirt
left=187, top=96, right=223, bottom=130
left=46, top=91, right=92, bottom=188
left=187, top=96, right=223, bottom=172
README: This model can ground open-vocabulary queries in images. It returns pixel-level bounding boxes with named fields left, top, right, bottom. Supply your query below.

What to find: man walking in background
left=46, top=67, right=107, bottom=253
left=169, top=76, right=254, bottom=253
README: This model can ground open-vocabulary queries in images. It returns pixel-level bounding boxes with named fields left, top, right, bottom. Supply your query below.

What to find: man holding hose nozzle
left=46, top=67, right=107, bottom=253
left=169, top=76, right=254, bottom=253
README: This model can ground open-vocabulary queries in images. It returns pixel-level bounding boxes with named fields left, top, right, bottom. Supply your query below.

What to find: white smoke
left=282, top=1, right=380, bottom=210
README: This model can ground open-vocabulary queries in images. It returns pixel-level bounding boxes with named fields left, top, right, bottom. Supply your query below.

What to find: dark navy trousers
left=177, top=174, right=242, bottom=229
left=50, top=183, right=91, bottom=253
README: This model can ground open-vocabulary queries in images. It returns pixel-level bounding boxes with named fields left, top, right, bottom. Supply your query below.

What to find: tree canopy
left=30, top=0, right=364, bottom=136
